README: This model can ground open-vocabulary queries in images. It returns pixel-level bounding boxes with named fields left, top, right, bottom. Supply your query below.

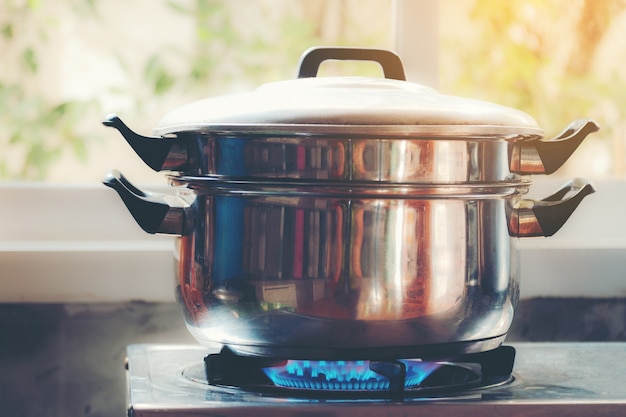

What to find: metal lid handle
left=297, top=47, right=406, bottom=80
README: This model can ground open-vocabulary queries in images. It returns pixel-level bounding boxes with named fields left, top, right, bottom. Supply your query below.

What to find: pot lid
left=154, top=47, right=543, bottom=139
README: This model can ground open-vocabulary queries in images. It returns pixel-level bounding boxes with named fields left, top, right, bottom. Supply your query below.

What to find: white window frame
left=1, top=0, right=624, bottom=303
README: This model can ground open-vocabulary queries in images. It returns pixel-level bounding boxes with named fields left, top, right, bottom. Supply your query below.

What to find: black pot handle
left=297, top=46, right=406, bottom=80
left=103, top=170, right=186, bottom=235
left=508, top=178, right=595, bottom=237
left=510, top=119, right=599, bottom=175
left=103, top=114, right=188, bottom=172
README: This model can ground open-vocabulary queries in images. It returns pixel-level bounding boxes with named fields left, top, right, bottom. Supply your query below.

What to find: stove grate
left=202, top=345, right=515, bottom=398
left=263, top=359, right=441, bottom=391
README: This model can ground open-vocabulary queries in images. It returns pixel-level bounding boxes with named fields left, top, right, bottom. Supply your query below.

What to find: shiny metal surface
left=183, top=135, right=519, bottom=181
left=126, top=343, right=626, bottom=417
left=105, top=112, right=597, bottom=179
left=172, top=181, right=525, bottom=358
left=176, top=118, right=595, bottom=180
left=101, top=39, right=598, bottom=180
left=104, top=171, right=594, bottom=358
left=103, top=46, right=601, bottom=365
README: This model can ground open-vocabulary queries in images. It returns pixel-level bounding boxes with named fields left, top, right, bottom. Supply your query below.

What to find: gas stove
left=126, top=342, right=626, bottom=416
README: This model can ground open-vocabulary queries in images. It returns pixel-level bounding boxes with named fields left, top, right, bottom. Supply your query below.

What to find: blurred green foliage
left=0, top=0, right=333, bottom=180
left=3, top=0, right=622, bottom=181
left=0, top=0, right=97, bottom=180
left=441, top=0, right=625, bottom=145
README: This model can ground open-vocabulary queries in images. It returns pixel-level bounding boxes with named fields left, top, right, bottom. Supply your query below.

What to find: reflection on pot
left=175, top=189, right=514, bottom=326
left=104, top=168, right=595, bottom=358
left=102, top=46, right=600, bottom=359
left=351, top=200, right=466, bottom=320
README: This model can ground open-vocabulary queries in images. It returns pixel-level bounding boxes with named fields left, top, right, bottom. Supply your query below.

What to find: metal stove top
left=127, top=342, right=626, bottom=417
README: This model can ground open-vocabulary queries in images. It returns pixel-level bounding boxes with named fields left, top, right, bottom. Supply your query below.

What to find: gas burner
left=196, top=345, right=515, bottom=398
left=262, top=359, right=443, bottom=391
left=127, top=343, right=626, bottom=416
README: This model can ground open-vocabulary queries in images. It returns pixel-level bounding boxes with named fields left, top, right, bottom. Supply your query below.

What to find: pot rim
left=156, top=123, right=545, bottom=139
left=169, top=176, right=531, bottom=198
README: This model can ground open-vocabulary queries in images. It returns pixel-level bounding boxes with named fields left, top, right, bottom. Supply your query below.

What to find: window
left=0, top=0, right=394, bottom=184
left=436, top=0, right=626, bottom=298
left=438, top=0, right=626, bottom=180
left=1, top=0, right=624, bottom=302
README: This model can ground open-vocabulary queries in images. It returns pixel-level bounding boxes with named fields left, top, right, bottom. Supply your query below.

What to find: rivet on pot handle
left=103, top=170, right=187, bottom=235
left=297, top=46, right=406, bottom=80
left=508, top=178, right=595, bottom=238
left=103, top=114, right=188, bottom=172
left=510, top=119, right=599, bottom=175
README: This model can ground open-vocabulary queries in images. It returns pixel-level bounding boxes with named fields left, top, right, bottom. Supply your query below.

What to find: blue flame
left=262, top=359, right=441, bottom=391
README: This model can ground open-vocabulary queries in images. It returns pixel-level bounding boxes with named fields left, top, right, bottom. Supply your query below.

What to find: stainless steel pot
left=105, top=172, right=593, bottom=359
left=103, top=47, right=598, bottom=181
left=103, top=47, right=598, bottom=359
